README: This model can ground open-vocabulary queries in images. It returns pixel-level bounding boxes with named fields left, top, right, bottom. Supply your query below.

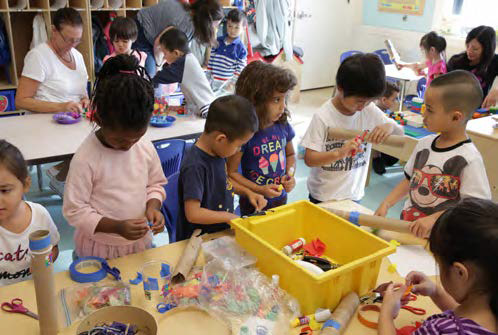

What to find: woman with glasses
left=15, top=8, right=89, bottom=114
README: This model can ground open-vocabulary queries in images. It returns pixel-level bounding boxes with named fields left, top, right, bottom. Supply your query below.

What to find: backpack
left=92, top=15, right=109, bottom=74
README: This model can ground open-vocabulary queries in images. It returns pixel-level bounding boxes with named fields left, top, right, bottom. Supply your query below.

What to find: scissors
left=1, top=298, right=39, bottom=320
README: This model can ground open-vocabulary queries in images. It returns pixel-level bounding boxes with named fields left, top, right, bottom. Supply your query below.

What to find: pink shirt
left=103, top=49, right=147, bottom=68
left=426, top=59, right=447, bottom=86
left=63, top=133, right=167, bottom=247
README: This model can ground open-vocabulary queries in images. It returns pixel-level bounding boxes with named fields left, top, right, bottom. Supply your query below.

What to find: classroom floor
left=25, top=88, right=405, bottom=273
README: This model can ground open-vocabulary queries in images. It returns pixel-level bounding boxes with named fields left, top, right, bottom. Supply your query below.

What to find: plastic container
left=230, top=201, right=396, bottom=315
left=141, top=260, right=172, bottom=306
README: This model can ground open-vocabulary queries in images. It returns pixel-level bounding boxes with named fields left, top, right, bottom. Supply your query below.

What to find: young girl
left=0, top=140, right=59, bottom=286
left=103, top=17, right=147, bottom=68
left=227, top=61, right=297, bottom=216
left=380, top=197, right=498, bottom=335
left=402, top=31, right=447, bottom=87
left=62, top=54, right=167, bottom=259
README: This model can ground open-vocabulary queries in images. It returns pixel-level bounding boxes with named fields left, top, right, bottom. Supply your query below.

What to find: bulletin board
left=378, top=0, right=426, bottom=15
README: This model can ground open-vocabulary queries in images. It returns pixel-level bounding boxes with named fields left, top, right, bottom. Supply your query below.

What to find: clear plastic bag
left=201, top=236, right=257, bottom=270
left=60, top=281, right=131, bottom=326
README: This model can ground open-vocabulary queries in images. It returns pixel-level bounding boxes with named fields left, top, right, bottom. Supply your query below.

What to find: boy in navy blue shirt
left=176, top=95, right=267, bottom=241
left=207, top=9, right=247, bottom=90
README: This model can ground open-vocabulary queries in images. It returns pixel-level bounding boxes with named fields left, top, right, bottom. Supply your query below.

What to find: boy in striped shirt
left=207, top=9, right=247, bottom=91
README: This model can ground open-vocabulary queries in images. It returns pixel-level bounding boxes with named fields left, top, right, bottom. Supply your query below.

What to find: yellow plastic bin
left=230, top=200, right=396, bottom=315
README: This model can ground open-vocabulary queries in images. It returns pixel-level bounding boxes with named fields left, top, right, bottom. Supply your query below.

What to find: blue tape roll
left=29, top=233, right=51, bottom=251
left=322, top=319, right=341, bottom=330
left=69, top=256, right=108, bottom=283
left=349, top=211, right=361, bottom=226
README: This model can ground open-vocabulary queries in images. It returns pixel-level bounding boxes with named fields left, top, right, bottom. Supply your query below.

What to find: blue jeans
left=132, top=18, right=156, bottom=77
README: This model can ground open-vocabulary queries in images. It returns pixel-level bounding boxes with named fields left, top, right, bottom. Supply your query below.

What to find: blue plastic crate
left=0, top=89, right=15, bottom=112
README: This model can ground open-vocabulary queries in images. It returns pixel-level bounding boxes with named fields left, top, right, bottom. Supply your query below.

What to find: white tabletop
left=385, top=64, right=423, bottom=82
left=0, top=113, right=205, bottom=163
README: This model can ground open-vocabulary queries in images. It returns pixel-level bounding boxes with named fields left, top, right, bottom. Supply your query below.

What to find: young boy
left=373, top=81, right=401, bottom=175
left=103, top=17, right=147, bottom=67
left=177, top=95, right=267, bottom=241
left=207, top=9, right=247, bottom=91
left=301, top=53, right=404, bottom=203
left=375, top=70, right=491, bottom=238
left=153, top=28, right=214, bottom=117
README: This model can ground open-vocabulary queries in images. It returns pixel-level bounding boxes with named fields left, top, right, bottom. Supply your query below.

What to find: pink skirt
left=74, top=232, right=152, bottom=259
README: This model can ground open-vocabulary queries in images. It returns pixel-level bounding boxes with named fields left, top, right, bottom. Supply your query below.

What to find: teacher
left=16, top=8, right=89, bottom=113
left=133, top=0, right=223, bottom=76
left=447, top=25, right=498, bottom=108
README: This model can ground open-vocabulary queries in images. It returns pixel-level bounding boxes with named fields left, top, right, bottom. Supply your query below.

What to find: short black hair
left=336, top=53, right=386, bottom=98
left=429, top=70, right=483, bottom=120
left=429, top=198, right=498, bottom=318
left=0, top=140, right=28, bottom=185
left=204, top=95, right=258, bottom=140
left=226, top=8, right=246, bottom=24
left=91, top=54, right=154, bottom=131
left=420, top=31, right=446, bottom=53
left=383, top=81, right=400, bottom=98
left=159, top=28, right=191, bottom=54
left=53, top=8, right=83, bottom=30
left=109, top=17, right=138, bottom=42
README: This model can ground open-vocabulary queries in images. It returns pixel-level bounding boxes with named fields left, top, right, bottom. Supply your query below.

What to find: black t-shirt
left=447, top=53, right=498, bottom=97
left=176, top=145, right=234, bottom=241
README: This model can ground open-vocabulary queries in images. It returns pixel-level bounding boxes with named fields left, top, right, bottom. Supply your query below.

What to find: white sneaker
left=49, top=177, right=65, bottom=197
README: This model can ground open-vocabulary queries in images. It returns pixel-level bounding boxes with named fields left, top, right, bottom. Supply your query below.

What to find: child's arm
left=281, top=140, right=296, bottom=193
left=229, top=177, right=267, bottom=212
left=375, top=179, right=410, bottom=217
left=400, top=62, right=427, bottom=75
left=184, top=199, right=238, bottom=224
left=152, top=60, right=183, bottom=85
left=406, top=271, right=459, bottom=311
left=304, top=139, right=360, bottom=167
left=227, top=152, right=282, bottom=199
left=145, top=148, right=168, bottom=234
left=379, top=283, right=406, bottom=335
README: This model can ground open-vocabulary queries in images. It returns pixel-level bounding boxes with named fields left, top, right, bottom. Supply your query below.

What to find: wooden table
left=467, top=116, right=498, bottom=200
left=0, top=201, right=439, bottom=335
left=385, top=64, right=424, bottom=112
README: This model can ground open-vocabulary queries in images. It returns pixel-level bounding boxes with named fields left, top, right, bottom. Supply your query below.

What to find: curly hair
left=235, top=61, right=297, bottom=129
left=91, top=54, right=154, bottom=131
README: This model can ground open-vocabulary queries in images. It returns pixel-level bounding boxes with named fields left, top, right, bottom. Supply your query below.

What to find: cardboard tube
left=29, top=230, right=59, bottom=335
left=171, top=229, right=203, bottom=284
left=320, top=292, right=359, bottom=335
left=327, top=208, right=411, bottom=234
left=327, top=128, right=407, bottom=148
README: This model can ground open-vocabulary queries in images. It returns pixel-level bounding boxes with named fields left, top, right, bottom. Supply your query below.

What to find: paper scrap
left=387, top=245, right=437, bottom=277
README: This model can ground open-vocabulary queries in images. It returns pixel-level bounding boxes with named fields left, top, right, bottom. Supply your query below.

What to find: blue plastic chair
left=373, top=49, right=392, bottom=65
left=340, top=50, right=363, bottom=63
left=161, top=171, right=180, bottom=243
left=153, top=139, right=186, bottom=178
left=417, top=77, right=427, bottom=98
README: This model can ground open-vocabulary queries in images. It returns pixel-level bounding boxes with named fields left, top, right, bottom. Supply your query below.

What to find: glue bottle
left=282, top=238, right=306, bottom=256
left=291, top=309, right=331, bottom=327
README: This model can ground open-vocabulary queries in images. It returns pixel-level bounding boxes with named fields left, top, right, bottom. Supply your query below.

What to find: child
left=401, top=31, right=447, bottom=87
left=375, top=70, right=491, bottom=238
left=153, top=28, right=214, bottom=117
left=207, top=8, right=247, bottom=91
left=301, top=53, right=404, bottom=203
left=227, top=61, right=296, bottom=216
left=373, top=82, right=401, bottom=175
left=379, top=197, right=498, bottom=335
left=103, top=17, right=147, bottom=67
left=0, top=140, right=59, bottom=286
left=177, top=95, right=267, bottom=241
left=63, top=55, right=167, bottom=259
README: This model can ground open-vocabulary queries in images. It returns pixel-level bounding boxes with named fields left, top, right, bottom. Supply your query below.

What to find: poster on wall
left=378, top=0, right=426, bottom=15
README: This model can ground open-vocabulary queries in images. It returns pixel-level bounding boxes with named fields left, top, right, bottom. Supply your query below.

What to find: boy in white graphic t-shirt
left=301, top=53, right=403, bottom=203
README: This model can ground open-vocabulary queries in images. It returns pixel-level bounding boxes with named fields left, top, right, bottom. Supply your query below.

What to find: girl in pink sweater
left=63, top=54, right=167, bottom=259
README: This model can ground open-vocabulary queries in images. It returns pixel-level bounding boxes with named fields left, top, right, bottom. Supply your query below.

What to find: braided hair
left=91, top=54, right=154, bottom=131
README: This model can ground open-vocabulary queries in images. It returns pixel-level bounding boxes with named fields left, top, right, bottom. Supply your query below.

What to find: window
left=437, top=0, right=498, bottom=37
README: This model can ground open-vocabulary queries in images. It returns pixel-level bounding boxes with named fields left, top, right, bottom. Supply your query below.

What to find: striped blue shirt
left=208, top=36, right=247, bottom=81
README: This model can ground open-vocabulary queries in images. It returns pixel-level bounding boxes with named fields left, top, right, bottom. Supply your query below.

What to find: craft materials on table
left=320, top=292, right=360, bottom=335
left=282, top=237, right=340, bottom=274
left=29, top=230, right=59, bottom=335
left=386, top=245, right=437, bottom=277
left=282, top=238, right=306, bottom=256
left=77, top=322, right=138, bottom=335
left=53, top=111, right=82, bottom=124
left=351, top=130, right=369, bottom=157
left=326, top=208, right=411, bottom=234
left=291, top=309, right=331, bottom=329
left=69, top=256, right=121, bottom=283
left=1, top=298, right=39, bottom=320
left=150, top=115, right=176, bottom=128
left=141, top=260, right=172, bottom=304
left=171, top=229, right=203, bottom=284
left=201, top=236, right=257, bottom=269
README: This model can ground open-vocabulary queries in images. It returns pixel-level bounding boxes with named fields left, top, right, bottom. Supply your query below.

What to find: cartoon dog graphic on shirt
left=402, top=149, right=467, bottom=221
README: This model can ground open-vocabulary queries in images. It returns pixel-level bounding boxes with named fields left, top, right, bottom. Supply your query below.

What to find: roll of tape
left=69, top=256, right=121, bottom=283
left=348, top=211, right=361, bottom=226
left=29, top=232, right=51, bottom=251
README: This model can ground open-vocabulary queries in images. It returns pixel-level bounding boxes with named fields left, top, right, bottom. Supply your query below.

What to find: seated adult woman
left=447, top=25, right=498, bottom=108
left=15, top=7, right=89, bottom=113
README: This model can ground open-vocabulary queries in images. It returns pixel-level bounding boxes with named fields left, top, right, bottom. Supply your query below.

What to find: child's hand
left=118, top=219, right=149, bottom=240
left=281, top=175, right=296, bottom=193
left=409, top=215, right=436, bottom=238
left=380, top=283, right=406, bottom=319
left=247, top=191, right=267, bottom=212
left=375, top=201, right=390, bottom=217
left=146, top=208, right=165, bottom=235
left=258, top=184, right=282, bottom=199
left=338, top=139, right=361, bottom=158
left=368, top=123, right=394, bottom=144
left=406, top=271, right=437, bottom=297
left=62, top=101, right=83, bottom=114
left=80, top=97, right=90, bottom=109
